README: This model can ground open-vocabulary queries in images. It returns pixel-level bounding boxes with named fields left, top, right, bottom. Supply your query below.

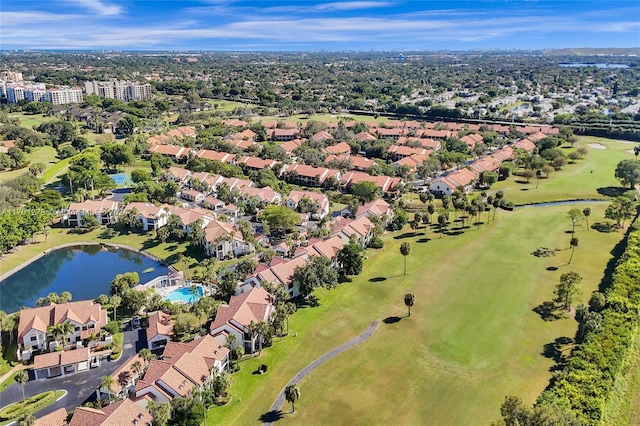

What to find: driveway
left=0, top=327, right=145, bottom=416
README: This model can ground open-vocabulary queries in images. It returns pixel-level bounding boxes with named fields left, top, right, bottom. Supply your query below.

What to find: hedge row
left=539, top=228, right=640, bottom=424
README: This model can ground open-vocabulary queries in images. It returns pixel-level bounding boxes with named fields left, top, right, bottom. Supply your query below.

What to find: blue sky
left=1, top=1, right=638, bottom=51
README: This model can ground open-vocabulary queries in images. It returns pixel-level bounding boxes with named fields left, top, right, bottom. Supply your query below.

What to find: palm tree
left=575, top=304, right=589, bottom=341
left=437, top=213, right=448, bottom=238
left=132, top=360, right=142, bottom=376
left=284, top=384, right=300, bottom=413
left=189, top=284, right=200, bottom=304
left=583, top=207, right=591, bottom=231
left=568, top=237, right=579, bottom=264
left=60, top=321, right=74, bottom=346
left=100, top=375, right=115, bottom=403
left=400, top=242, right=411, bottom=276
left=404, top=293, right=415, bottom=317
left=110, top=295, right=121, bottom=321
left=247, top=321, right=258, bottom=356
left=139, top=348, right=153, bottom=367
left=15, top=370, right=28, bottom=404
left=256, top=321, right=271, bottom=356
left=47, top=324, right=64, bottom=348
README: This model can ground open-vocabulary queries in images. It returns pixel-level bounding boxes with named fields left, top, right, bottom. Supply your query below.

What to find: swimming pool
left=164, top=286, right=204, bottom=304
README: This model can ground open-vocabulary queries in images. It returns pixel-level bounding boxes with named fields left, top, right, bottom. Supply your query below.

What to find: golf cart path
left=263, top=320, right=380, bottom=425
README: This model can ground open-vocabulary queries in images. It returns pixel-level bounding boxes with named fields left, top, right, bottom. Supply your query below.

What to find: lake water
left=559, top=63, right=629, bottom=69
left=0, top=245, right=170, bottom=313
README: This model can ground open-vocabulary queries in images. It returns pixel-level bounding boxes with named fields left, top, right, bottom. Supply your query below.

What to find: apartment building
left=84, top=80, right=152, bottom=101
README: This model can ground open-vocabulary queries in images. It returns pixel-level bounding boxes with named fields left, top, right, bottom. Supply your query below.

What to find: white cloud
left=66, top=0, right=122, bottom=16
left=313, top=1, right=396, bottom=11
left=1, top=3, right=638, bottom=49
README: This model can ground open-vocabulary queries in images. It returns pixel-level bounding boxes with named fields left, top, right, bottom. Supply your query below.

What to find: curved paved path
left=263, top=320, right=380, bottom=425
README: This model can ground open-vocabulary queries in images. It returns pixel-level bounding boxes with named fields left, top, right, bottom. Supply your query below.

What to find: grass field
left=493, top=136, right=634, bottom=205
left=8, top=113, right=54, bottom=129
left=0, top=146, right=59, bottom=184
left=207, top=202, right=624, bottom=425
left=256, top=113, right=388, bottom=124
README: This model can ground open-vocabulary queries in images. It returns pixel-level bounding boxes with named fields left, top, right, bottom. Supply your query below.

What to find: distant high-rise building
left=47, top=87, right=83, bottom=105
left=0, top=71, right=24, bottom=83
left=84, top=80, right=152, bottom=101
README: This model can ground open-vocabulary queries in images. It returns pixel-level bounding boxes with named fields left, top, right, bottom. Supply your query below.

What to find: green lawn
left=492, top=137, right=634, bottom=205
left=0, top=146, right=59, bottom=184
left=256, top=113, right=387, bottom=124
left=8, top=113, right=54, bottom=129
left=207, top=202, right=623, bottom=425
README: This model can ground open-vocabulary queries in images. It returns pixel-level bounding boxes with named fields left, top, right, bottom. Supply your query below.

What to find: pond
left=0, top=245, right=170, bottom=313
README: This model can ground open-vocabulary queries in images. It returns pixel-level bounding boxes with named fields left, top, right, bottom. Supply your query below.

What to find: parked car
left=132, top=316, right=140, bottom=328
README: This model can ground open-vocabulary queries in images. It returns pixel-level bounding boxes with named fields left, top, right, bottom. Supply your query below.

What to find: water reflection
left=0, top=245, right=169, bottom=313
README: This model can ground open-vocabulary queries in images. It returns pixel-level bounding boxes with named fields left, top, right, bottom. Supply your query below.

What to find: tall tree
left=582, top=207, right=591, bottom=231
left=566, top=208, right=583, bottom=234
left=400, top=242, right=411, bottom=276
left=568, top=237, right=579, bottom=264
left=404, top=293, right=415, bottom=317
left=100, top=375, right=115, bottom=403
left=336, top=238, right=363, bottom=277
left=588, top=292, right=606, bottom=312
left=554, top=272, right=582, bottom=310
left=614, top=159, right=640, bottom=189
left=15, top=370, right=28, bottom=404
left=109, top=295, right=122, bottom=321
left=285, top=384, right=301, bottom=413
left=437, top=213, right=448, bottom=238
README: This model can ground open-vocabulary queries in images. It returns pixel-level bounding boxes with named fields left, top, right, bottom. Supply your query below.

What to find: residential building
left=180, top=189, right=205, bottom=204
left=429, top=168, right=477, bottom=196
left=284, top=163, right=340, bottom=187
left=124, top=202, right=171, bottom=231
left=84, top=80, right=152, bottom=101
left=18, top=301, right=108, bottom=353
left=242, top=256, right=308, bottom=298
left=323, top=141, right=352, bottom=155
left=65, top=200, right=119, bottom=227
left=99, top=354, right=146, bottom=399
left=69, top=398, right=152, bottom=426
left=134, top=335, right=229, bottom=403
left=148, top=144, right=192, bottom=161
left=340, top=171, right=402, bottom=194
left=210, top=288, right=275, bottom=353
left=240, top=186, right=282, bottom=205
left=331, top=216, right=375, bottom=248
left=203, top=220, right=253, bottom=259
left=32, top=347, right=91, bottom=379
left=356, top=198, right=394, bottom=226
left=47, top=87, right=83, bottom=105
left=285, top=190, right=330, bottom=219
left=147, top=311, right=174, bottom=351
left=35, top=407, right=67, bottom=426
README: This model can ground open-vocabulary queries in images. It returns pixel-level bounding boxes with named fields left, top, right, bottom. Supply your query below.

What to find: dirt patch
left=588, top=143, right=607, bottom=150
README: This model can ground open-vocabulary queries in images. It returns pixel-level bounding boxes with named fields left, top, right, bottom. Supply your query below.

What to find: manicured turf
left=493, top=136, right=634, bottom=205
left=256, top=113, right=387, bottom=124
left=0, top=146, right=59, bottom=184
left=206, top=202, right=624, bottom=425
left=8, top=113, right=54, bottom=129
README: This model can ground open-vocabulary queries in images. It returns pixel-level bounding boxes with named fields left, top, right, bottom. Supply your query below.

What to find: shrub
left=104, top=321, right=120, bottom=335
left=539, top=228, right=640, bottom=424
left=368, top=237, right=384, bottom=249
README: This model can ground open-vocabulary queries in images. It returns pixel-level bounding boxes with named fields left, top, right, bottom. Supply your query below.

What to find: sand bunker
left=588, top=143, right=607, bottom=149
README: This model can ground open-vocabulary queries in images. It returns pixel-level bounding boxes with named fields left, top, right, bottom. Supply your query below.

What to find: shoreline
left=0, top=242, right=176, bottom=284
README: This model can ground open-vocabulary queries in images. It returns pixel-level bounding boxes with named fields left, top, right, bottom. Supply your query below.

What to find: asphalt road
left=0, top=326, right=145, bottom=417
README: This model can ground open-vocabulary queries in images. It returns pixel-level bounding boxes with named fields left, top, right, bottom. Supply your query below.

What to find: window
left=30, top=336, right=37, bottom=341
left=75, top=327, right=80, bottom=332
